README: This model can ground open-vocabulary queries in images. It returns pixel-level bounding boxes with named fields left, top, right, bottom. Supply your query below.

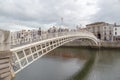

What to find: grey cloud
left=0, top=0, right=98, bottom=30
left=91, top=0, right=120, bottom=24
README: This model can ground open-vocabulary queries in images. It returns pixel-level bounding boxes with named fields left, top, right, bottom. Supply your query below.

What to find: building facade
left=11, top=29, right=39, bottom=45
left=113, top=25, right=120, bottom=41
left=86, top=22, right=114, bottom=41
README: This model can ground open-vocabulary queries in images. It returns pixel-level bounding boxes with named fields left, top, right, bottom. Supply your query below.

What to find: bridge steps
left=0, top=75, right=12, bottom=80
left=0, top=59, right=9, bottom=64
left=0, top=62, right=10, bottom=69
left=0, top=67, right=10, bottom=75
left=0, top=52, right=13, bottom=80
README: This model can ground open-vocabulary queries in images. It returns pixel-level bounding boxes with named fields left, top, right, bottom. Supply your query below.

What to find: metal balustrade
left=10, top=30, right=99, bottom=75
left=11, top=31, right=95, bottom=48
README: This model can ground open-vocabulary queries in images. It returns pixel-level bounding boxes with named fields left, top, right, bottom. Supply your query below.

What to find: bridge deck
left=10, top=31, right=99, bottom=74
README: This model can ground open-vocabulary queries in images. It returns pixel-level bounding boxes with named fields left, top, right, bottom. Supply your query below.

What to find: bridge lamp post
left=38, top=27, right=41, bottom=40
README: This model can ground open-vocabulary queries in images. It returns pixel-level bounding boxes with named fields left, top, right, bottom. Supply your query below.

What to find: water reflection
left=14, top=47, right=120, bottom=80
left=86, top=49, right=120, bottom=80
left=48, top=47, right=91, bottom=60
left=14, top=47, right=93, bottom=80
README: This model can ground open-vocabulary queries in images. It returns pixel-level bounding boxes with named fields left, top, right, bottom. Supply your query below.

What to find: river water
left=85, top=48, right=120, bottom=80
left=14, top=47, right=120, bottom=80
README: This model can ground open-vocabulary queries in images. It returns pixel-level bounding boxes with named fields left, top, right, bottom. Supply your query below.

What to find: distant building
left=11, top=30, right=31, bottom=45
left=11, top=28, right=40, bottom=45
left=113, top=25, right=120, bottom=41
left=86, top=22, right=114, bottom=41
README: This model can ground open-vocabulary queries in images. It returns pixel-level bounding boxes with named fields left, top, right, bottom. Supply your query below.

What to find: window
left=93, top=27, right=95, bottom=32
left=98, top=26, right=100, bottom=30
left=109, top=31, right=112, bottom=35
left=115, top=28, right=117, bottom=30
left=104, top=37, right=107, bottom=40
left=109, top=27, right=111, bottom=30
left=115, top=32, right=117, bottom=35
left=104, top=32, right=106, bottom=35
left=104, top=27, right=106, bottom=29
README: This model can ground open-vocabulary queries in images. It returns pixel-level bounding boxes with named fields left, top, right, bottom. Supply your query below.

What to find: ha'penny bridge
left=0, top=29, right=100, bottom=80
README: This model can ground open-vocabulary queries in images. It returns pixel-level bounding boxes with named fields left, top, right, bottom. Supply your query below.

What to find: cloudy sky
left=0, top=0, right=120, bottom=30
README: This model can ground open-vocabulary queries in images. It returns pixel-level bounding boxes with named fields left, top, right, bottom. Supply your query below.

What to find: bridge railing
left=10, top=30, right=99, bottom=74
left=10, top=30, right=97, bottom=48
left=0, top=28, right=99, bottom=78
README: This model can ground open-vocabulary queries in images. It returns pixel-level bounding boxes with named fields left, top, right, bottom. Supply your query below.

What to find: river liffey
left=85, top=48, right=120, bottom=80
left=14, top=47, right=120, bottom=80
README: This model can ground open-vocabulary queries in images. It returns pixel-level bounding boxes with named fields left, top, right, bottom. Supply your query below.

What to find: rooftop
left=86, top=22, right=108, bottom=26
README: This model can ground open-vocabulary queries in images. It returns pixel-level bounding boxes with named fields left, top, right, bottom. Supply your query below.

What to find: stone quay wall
left=100, top=41, right=120, bottom=48
left=63, top=40, right=120, bottom=48
left=0, top=51, right=13, bottom=80
left=0, top=29, right=14, bottom=80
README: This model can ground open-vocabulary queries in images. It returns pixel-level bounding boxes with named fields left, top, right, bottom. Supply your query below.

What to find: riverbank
left=100, top=41, right=120, bottom=48
left=63, top=40, right=120, bottom=49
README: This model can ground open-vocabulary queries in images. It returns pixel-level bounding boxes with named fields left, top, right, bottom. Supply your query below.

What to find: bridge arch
left=10, top=31, right=99, bottom=74
left=75, top=36, right=99, bottom=45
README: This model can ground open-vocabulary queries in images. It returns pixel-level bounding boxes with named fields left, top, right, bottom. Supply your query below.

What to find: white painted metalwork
left=10, top=30, right=99, bottom=74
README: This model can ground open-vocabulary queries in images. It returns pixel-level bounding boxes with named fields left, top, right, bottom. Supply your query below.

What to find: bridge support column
left=0, top=30, right=14, bottom=80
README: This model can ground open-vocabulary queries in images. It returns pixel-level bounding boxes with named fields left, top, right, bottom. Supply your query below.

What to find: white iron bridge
left=10, top=31, right=99, bottom=75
